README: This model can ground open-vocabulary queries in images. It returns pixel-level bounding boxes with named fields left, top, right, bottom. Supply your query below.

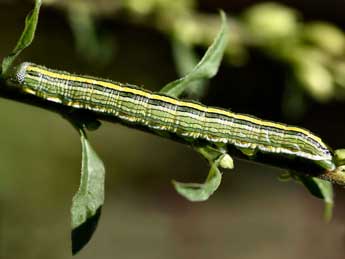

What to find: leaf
left=171, top=39, right=208, bottom=99
left=298, top=175, right=334, bottom=222
left=1, top=0, right=42, bottom=77
left=160, top=11, right=229, bottom=98
left=71, top=129, right=105, bottom=254
left=172, top=146, right=233, bottom=202
left=172, top=163, right=222, bottom=202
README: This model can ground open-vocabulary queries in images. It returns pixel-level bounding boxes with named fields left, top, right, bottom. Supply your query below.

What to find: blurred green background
left=2, top=0, right=345, bottom=258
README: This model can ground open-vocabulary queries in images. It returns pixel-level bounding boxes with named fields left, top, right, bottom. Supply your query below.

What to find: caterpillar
left=11, top=62, right=336, bottom=174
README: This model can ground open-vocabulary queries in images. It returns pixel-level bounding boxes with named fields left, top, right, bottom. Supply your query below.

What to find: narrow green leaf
left=173, top=146, right=233, bottom=202
left=1, top=0, right=42, bottom=77
left=196, top=145, right=226, bottom=162
left=160, top=11, right=229, bottom=98
left=298, top=175, right=334, bottom=221
left=71, top=130, right=105, bottom=254
left=171, top=39, right=208, bottom=99
left=173, top=163, right=222, bottom=202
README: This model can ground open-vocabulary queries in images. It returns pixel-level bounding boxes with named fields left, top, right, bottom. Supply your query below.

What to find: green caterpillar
left=11, top=62, right=337, bottom=175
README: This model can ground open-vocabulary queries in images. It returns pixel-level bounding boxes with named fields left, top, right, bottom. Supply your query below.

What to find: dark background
left=1, top=0, right=345, bottom=258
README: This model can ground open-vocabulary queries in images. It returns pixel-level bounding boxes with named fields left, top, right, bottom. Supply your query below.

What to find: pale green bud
left=218, top=154, right=234, bottom=169
left=334, top=149, right=345, bottom=166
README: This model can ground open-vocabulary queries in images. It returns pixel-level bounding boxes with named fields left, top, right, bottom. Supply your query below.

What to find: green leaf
left=71, top=129, right=105, bottom=254
left=1, top=0, right=42, bottom=77
left=160, top=11, right=229, bottom=98
left=171, top=39, right=208, bottom=99
left=173, top=163, right=222, bottom=202
left=172, top=146, right=233, bottom=202
left=298, top=175, right=334, bottom=222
